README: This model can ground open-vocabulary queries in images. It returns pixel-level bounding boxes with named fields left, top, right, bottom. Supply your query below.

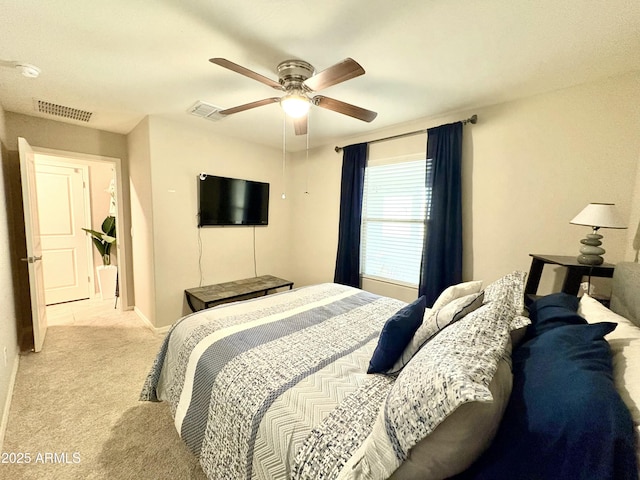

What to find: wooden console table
left=185, top=275, right=294, bottom=312
left=525, top=254, right=615, bottom=299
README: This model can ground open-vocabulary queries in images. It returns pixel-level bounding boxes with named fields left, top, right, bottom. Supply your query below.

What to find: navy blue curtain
left=419, top=122, right=463, bottom=306
left=334, top=143, right=368, bottom=287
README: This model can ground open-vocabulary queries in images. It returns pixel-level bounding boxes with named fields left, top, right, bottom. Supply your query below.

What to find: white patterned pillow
left=341, top=298, right=514, bottom=479
left=388, top=292, right=485, bottom=374
left=484, top=271, right=528, bottom=330
left=432, top=280, right=483, bottom=310
left=388, top=356, right=512, bottom=479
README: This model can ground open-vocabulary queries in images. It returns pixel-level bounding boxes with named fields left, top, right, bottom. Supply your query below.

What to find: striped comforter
left=141, top=283, right=406, bottom=480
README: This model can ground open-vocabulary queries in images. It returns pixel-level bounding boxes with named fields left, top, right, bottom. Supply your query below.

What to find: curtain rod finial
left=335, top=146, right=342, bottom=153
left=468, top=114, right=478, bottom=124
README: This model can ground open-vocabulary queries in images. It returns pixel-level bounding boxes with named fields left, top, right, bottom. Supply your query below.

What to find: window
left=360, top=157, right=431, bottom=286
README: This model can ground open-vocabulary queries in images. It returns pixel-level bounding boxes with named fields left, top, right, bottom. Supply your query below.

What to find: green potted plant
left=83, top=215, right=116, bottom=264
left=83, top=215, right=117, bottom=299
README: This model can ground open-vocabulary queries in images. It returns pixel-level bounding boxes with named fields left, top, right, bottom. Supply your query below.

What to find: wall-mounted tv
left=198, top=174, right=269, bottom=227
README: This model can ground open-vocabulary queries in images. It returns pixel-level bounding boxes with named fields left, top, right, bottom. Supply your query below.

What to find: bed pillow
left=458, top=320, right=637, bottom=480
left=388, top=291, right=485, bottom=374
left=483, top=271, right=528, bottom=330
left=526, top=292, right=584, bottom=338
left=346, top=298, right=514, bottom=479
left=431, top=280, right=483, bottom=310
left=389, top=356, right=512, bottom=480
left=367, top=296, right=426, bottom=374
left=579, top=293, right=640, bottom=428
left=484, top=271, right=525, bottom=307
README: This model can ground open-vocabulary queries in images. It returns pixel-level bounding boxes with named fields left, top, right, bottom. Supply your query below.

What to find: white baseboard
left=134, top=307, right=171, bottom=335
left=0, top=353, right=20, bottom=453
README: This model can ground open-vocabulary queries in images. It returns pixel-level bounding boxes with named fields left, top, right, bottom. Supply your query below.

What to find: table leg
left=186, top=293, right=197, bottom=313
left=525, top=258, right=544, bottom=295
left=562, top=267, right=584, bottom=296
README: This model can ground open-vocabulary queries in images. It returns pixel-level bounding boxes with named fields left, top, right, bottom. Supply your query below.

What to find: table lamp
left=570, top=203, right=626, bottom=265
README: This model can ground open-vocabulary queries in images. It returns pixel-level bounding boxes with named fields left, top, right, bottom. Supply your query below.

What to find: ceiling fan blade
left=219, top=97, right=281, bottom=115
left=210, top=58, right=284, bottom=90
left=294, top=116, right=308, bottom=136
left=303, top=58, right=365, bottom=91
left=313, top=95, right=377, bottom=122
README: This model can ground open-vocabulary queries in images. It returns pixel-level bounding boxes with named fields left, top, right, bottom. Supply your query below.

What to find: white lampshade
left=570, top=203, right=627, bottom=229
left=280, top=91, right=310, bottom=118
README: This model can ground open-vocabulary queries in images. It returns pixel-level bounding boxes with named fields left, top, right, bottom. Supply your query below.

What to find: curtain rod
left=334, top=114, right=477, bottom=153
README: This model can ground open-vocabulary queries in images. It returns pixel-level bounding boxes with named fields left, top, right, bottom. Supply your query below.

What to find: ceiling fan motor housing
left=277, top=60, right=315, bottom=90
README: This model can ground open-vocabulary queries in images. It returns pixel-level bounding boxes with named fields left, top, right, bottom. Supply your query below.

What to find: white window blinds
left=361, top=158, right=430, bottom=286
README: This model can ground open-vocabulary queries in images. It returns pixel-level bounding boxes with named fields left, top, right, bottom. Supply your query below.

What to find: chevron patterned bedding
left=141, top=283, right=406, bottom=480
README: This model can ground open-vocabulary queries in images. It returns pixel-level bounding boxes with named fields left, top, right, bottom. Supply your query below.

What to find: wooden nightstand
left=524, top=254, right=615, bottom=302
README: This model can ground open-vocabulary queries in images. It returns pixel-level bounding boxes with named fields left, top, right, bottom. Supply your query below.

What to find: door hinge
left=88, top=276, right=91, bottom=283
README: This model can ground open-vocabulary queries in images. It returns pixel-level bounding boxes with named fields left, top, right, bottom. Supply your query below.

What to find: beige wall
left=289, top=72, right=640, bottom=300
left=127, top=117, right=156, bottom=324
left=87, top=163, right=117, bottom=282
left=133, top=116, right=292, bottom=328
left=0, top=105, right=19, bottom=446
left=4, top=113, right=134, bottom=306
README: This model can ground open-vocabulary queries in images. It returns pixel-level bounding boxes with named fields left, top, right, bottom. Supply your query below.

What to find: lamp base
left=577, top=254, right=604, bottom=266
left=577, top=233, right=605, bottom=265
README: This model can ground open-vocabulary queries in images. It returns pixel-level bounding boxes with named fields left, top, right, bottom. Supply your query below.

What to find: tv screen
left=198, top=174, right=269, bottom=227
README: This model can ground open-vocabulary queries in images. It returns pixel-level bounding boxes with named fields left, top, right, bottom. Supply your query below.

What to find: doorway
left=34, top=153, right=117, bottom=305
left=17, top=139, right=130, bottom=352
left=29, top=147, right=128, bottom=311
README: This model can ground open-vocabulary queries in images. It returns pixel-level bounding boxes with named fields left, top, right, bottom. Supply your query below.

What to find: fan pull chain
left=305, top=114, right=310, bottom=194
left=281, top=115, right=286, bottom=200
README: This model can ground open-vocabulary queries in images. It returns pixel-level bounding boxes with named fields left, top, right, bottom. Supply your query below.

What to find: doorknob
left=20, top=255, right=42, bottom=263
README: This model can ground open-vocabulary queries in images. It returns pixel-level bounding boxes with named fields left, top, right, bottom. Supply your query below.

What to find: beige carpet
left=2, top=323, right=207, bottom=479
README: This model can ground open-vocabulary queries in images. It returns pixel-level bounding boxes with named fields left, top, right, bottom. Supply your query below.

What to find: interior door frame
left=29, top=146, right=129, bottom=310
left=34, top=157, right=95, bottom=301
left=18, top=137, right=48, bottom=352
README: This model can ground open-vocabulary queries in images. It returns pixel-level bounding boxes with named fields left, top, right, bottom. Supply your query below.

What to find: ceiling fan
left=209, top=57, right=377, bottom=135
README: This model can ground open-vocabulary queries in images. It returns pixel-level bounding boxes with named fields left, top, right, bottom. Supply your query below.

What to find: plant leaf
left=83, top=228, right=105, bottom=240
left=90, top=236, right=106, bottom=256
left=102, top=216, right=116, bottom=237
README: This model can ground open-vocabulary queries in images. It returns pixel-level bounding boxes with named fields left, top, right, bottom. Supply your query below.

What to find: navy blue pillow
left=367, top=296, right=426, bottom=374
left=526, top=292, right=585, bottom=339
left=457, top=320, right=638, bottom=480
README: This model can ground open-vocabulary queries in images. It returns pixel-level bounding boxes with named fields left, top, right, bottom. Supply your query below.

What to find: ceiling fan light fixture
left=280, top=92, right=310, bottom=118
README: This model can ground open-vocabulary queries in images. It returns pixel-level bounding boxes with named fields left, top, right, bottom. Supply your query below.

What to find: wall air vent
left=35, top=99, right=93, bottom=122
left=188, top=101, right=225, bottom=121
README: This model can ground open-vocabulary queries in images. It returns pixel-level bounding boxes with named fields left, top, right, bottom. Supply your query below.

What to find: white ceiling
left=1, top=0, right=639, bottom=152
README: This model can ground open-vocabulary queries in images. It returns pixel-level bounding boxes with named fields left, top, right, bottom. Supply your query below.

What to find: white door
left=18, top=137, right=48, bottom=352
left=35, top=162, right=91, bottom=305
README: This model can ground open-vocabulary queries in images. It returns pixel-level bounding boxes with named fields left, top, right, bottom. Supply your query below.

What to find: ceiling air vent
left=35, top=100, right=93, bottom=122
left=188, top=101, right=225, bottom=122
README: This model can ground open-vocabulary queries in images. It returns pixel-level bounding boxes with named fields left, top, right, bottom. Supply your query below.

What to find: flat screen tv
left=198, top=174, right=269, bottom=227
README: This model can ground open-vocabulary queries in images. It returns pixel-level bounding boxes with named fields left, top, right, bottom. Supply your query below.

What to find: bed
left=141, top=264, right=640, bottom=480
